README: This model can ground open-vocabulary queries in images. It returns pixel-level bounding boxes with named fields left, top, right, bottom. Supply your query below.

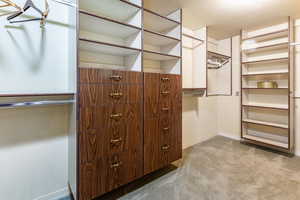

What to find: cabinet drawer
left=79, top=68, right=142, bottom=84
left=79, top=151, right=143, bottom=199
left=79, top=84, right=142, bottom=106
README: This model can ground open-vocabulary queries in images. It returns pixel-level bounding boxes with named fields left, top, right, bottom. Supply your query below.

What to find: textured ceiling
left=144, top=0, right=300, bottom=39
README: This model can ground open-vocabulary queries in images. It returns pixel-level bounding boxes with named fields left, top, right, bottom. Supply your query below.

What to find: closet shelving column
left=77, top=0, right=143, bottom=199
left=240, top=17, right=294, bottom=154
left=142, top=8, right=183, bottom=174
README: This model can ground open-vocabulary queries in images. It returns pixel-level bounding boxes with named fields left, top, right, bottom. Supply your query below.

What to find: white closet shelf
left=79, top=10, right=141, bottom=39
left=144, top=9, right=180, bottom=34
left=243, top=135, right=288, bottom=149
left=242, top=42, right=289, bottom=53
left=243, top=103, right=289, bottom=110
left=79, top=38, right=141, bottom=56
left=144, top=29, right=180, bottom=46
left=243, top=119, right=288, bottom=129
left=242, top=88, right=288, bottom=90
left=242, top=71, right=289, bottom=77
left=143, top=50, right=181, bottom=61
left=80, top=0, right=141, bottom=25
left=242, top=57, right=289, bottom=65
left=242, top=29, right=289, bottom=42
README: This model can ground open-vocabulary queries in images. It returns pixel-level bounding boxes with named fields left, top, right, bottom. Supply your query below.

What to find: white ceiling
left=144, top=0, right=300, bottom=39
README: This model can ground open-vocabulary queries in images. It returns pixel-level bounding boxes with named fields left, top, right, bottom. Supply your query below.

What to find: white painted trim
left=33, top=187, right=69, bottom=200
left=218, top=132, right=241, bottom=141
left=295, top=150, right=300, bottom=157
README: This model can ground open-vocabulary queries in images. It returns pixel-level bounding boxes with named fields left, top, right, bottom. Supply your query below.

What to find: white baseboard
left=218, top=132, right=241, bottom=141
left=33, top=187, right=69, bottom=200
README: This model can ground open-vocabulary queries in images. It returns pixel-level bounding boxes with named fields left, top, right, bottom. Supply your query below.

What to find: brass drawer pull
left=162, top=107, right=169, bottom=111
left=110, top=161, right=122, bottom=168
left=110, top=113, right=122, bottom=119
left=110, top=75, right=122, bottom=81
left=110, top=92, right=123, bottom=99
left=110, top=138, right=122, bottom=145
left=161, top=145, right=170, bottom=151
left=161, top=77, right=170, bottom=82
left=163, top=127, right=169, bottom=131
left=161, top=91, right=170, bottom=95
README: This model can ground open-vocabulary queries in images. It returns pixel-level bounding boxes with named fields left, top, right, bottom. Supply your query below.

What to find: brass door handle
left=110, top=161, right=122, bottom=168
left=110, top=138, right=122, bottom=145
left=110, top=113, right=122, bottom=119
left=162, top=107, right=169, bottom=111
left=161, top=91, right=170, bottom=95
left=161, top=145, right=170, bottom=151
left=110, top=92, right=123, bottom=99
left=161, top=77, right=170, bottom=82
left=110, top=75, right=122, bottom=81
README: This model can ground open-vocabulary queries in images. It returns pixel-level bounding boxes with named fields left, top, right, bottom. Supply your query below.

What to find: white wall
left=0, top=1, right=76, bottom=200
left=182, top=27, right=219, bottom=149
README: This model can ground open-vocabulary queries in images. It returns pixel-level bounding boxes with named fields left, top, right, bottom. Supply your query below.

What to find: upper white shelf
left=79, top=11, right=141, bottom=39
left=79, top=38, right=141, bottom=56
left=143, top=50, right=181, bottom=61
left=242, top=29, right=289, bottom=42
left=144, top=9, right=180, bottom=36
left=80, top=0, right=142, bottom=27
left=242, top=42, right=289, bottom=54
left=242, top=57, right=289, bottom=65
left=144, top=29, right=180, bottom=46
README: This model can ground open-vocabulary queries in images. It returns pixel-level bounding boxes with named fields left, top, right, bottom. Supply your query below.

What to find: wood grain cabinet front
left=78, top=68, right=143, bottom=199
left=143, top=73, right=182, bottom=175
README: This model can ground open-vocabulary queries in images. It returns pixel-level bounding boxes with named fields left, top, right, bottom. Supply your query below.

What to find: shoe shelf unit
left=73, top=0, right=183, bottom=199
left=206, top=28, right=232, bottom=96
left=240, top=17, right=295, bottom=154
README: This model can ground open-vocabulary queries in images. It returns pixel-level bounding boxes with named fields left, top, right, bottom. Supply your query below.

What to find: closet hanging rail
left=0, top=99, right=75, bottom=108
left=51, top=0, right=77, bottom=7
left=290, top=42, right=300, bottom=46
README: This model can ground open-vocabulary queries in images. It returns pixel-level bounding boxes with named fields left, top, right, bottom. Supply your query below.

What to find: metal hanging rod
left=290, top=42, right=300, bottom=46
left=0, top=99, right=75, bottom=109
left=51, top=0, right=77, bottom=7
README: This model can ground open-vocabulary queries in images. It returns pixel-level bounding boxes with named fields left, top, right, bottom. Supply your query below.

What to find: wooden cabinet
left=78, top=68, right=143, bottom=200
left=144, top=73, right=182, bottom=175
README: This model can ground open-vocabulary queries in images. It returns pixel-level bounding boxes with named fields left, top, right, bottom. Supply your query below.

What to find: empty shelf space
left=80, top=0, right=142, bottom=27
left=242, top=29, right=289, bottom=42
left=242, top=57, right=289, bottom=65
left=242, top=71, right=288, bottom=77
left=242, top=42, right=289, bottom=53
left=208, top=51, right=231, bottom=59
left=243, top=119, right=288, bottom=129
left=144, top=29, right=180, bottom=46
left=243, top=134, right=288, bottom=149
left=80, top=10, right=141, bottom=35
left=143, top=50, right=181, bottom=61
left=79, top=38, right=141, bottom=56
left=144, top=9, right=181, bottom=39
left=243, top=103, right=288, bottom=110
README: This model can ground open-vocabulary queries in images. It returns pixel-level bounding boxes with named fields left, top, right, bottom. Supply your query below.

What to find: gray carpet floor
left=118, top=136, right=300, bottom=200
